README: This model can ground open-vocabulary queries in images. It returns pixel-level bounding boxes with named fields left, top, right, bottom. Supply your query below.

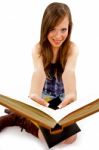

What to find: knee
left=38, top=129, right=45, bottom=142
left=62, top=134, right=77, bottom=144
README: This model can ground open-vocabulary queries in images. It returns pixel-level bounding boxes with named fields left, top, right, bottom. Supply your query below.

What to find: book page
left=26, top=97, right=95, bottom=122
left=53, top=98, right=95, bottom=122
left=26, top=98, right=56, bottom=117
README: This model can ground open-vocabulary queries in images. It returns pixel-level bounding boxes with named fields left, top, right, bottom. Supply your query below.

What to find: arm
left=58, top=43, right=79, bottom=108
left=29, top=44, right=49, bottom=107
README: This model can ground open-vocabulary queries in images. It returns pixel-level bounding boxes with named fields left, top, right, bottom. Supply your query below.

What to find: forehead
left=55, top=16, right=69, bottom=28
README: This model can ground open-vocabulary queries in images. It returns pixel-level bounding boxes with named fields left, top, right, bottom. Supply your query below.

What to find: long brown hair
left=39, top=2, right=73, bottom=80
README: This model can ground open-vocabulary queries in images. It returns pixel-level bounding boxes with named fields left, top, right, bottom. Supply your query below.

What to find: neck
left=52, top=47, right=59, bottom=63
left=52, top=47, right=59, bottom=52
left=52, top=53, right=58, bottom=63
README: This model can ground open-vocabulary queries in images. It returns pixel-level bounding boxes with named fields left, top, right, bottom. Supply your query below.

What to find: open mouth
left=53, top=39, right=62, bottom=45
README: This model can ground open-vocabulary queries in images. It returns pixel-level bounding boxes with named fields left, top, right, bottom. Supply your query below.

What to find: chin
left=52, top=43, right=62, bottom=48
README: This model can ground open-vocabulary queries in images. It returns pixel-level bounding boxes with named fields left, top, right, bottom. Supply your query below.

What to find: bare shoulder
left=64, top=42, right=79, bottom=71
left=32, top=43, right=44, bottom=70
left=68, top=41, right=79, bottom=57
left=32, top=43, right=41, bottom=58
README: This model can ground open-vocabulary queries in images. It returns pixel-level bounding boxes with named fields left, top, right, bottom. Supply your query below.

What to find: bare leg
left=61, top=134, right=77, bottom=144
left=38, top=129, right=46, bottom=142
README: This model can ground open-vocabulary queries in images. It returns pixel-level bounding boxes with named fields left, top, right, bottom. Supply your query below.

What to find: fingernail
left=58, top=105, right=61, bottom=109
left=46, top=103, right=49, bottom=107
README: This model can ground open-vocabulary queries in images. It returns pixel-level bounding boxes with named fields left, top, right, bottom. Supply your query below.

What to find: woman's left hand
left=57, top=94, right=76, bottom=108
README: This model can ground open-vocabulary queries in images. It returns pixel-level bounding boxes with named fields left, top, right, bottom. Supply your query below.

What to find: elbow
left=33, top=69, right=46, bottom=79
left=62, top=69, right=75, bottom=79
left=72, top=93, right=77, bottom=101
left=66, top=91, right=77, bottom=102
left=71, top=90, right=77, bottom=102
left=29, top=70, right=46, bottom=97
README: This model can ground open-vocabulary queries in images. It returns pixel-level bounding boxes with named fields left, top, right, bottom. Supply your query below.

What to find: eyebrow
left=61, top=28, right=67, bottom=29
left=54, top=26, right=68, bottom=29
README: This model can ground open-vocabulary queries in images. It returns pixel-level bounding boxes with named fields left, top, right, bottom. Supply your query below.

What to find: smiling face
left=47, top=16, right=69, bottom=51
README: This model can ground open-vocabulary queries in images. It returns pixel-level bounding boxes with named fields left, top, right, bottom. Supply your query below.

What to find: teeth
left=54, top=40, right=61, bottom=42
left=54, top=40, right=61, bottom=44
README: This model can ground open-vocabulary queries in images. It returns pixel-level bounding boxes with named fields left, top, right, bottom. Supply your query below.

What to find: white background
left=0, top=0, right=99, bottom=150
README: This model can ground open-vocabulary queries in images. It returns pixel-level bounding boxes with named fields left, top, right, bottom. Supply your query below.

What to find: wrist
left=30, top=93, right=49, bottom=107
left=64, top=94, right=76, bottom=101
left=30, top=93, right=38, bottom=99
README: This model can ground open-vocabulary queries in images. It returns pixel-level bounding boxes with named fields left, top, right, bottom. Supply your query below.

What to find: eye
left=49, top=28, right=55, bottom=32
left=61, top=28, right=67, bottom=32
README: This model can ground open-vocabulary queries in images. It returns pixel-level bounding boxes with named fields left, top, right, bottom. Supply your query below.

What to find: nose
left=54, top=30, right=62, bottom=38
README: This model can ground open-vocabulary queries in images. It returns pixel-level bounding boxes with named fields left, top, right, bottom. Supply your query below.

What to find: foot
left=4, top=109, right=12, bottom=114
left=0, top=113, right=18, bottom=132
left=62, top=134, right=77, bottom=144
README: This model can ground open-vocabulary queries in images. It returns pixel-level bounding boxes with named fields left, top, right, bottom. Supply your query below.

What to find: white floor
left=0, top=106, right=99, bottom=150
left=0, top=0, right=99, bottom=149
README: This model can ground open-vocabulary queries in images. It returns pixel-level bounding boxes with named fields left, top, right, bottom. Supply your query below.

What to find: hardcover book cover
left=40, top=97, right=81, bottom=148
left=0, top=94, right=99, bottom=148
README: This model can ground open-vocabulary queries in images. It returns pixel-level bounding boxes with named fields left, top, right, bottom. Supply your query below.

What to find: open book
left=0, top=94, right=99, bottom=134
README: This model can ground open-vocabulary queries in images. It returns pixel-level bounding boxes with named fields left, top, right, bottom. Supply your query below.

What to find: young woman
left=0, top=2, right=79, bottom=145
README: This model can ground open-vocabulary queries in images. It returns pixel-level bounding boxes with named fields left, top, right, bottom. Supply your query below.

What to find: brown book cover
left=39, top=97, right=81, bottom=148
left=0, top=94, right=99, bottom=148
left=0, top=95, right=81, bottom=148
left=0, top=94, right=99, bottom=132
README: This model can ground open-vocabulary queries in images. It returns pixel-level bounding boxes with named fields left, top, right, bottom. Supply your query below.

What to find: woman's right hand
left=29, top=93, right=49, bottom=107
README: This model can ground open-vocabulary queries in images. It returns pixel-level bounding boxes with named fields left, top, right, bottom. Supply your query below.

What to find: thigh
left=62, top=134, right=77, bottom=144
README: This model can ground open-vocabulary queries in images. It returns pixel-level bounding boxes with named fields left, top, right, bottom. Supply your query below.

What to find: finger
left=57, top=104, right=62, bottom=109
